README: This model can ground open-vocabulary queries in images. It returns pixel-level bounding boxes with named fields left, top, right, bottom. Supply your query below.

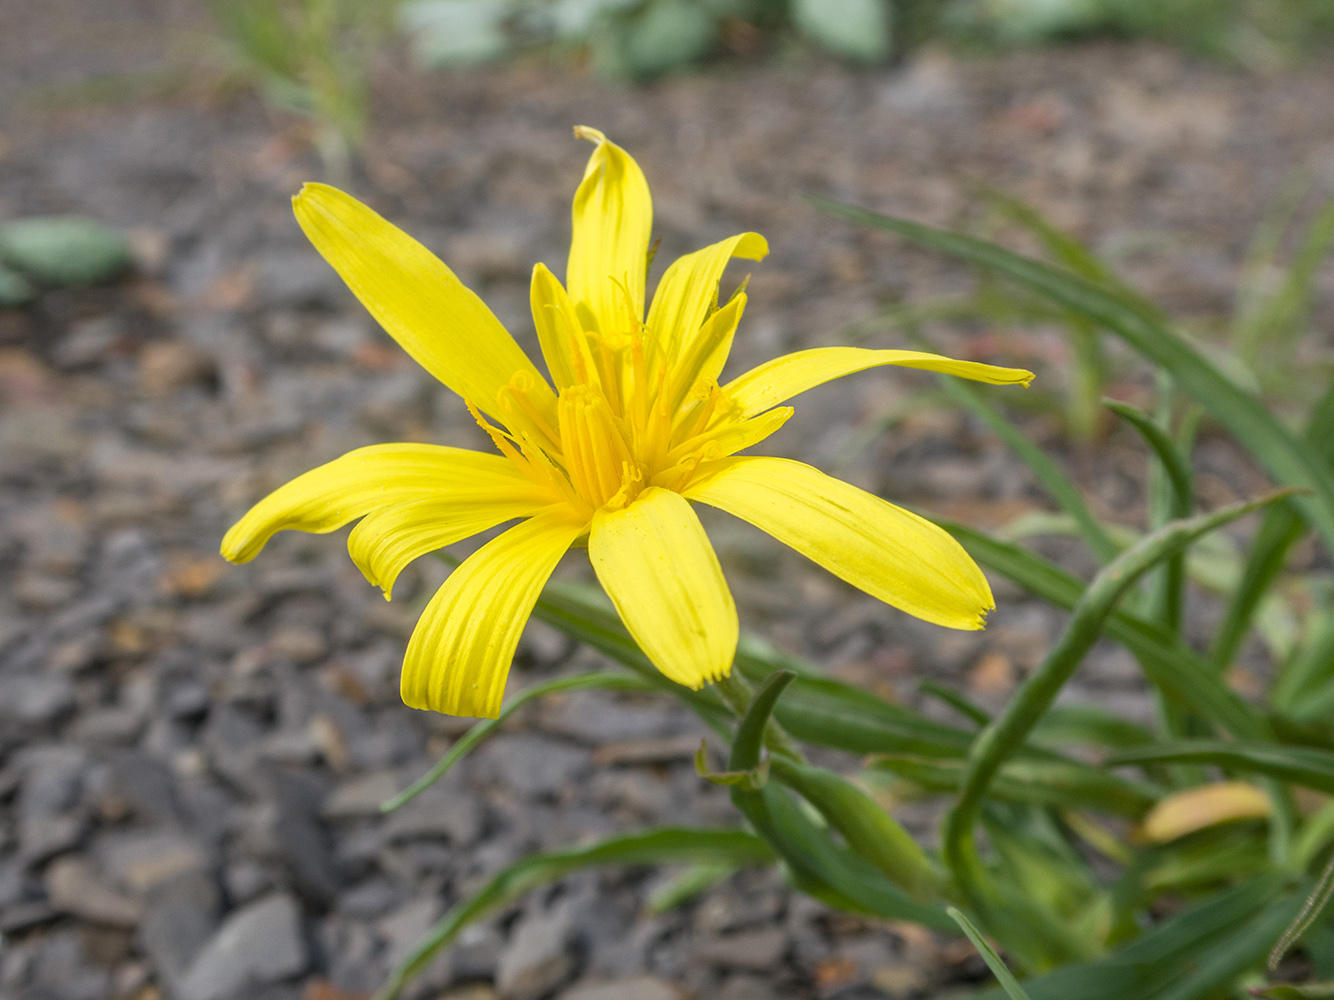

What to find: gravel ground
left=2, top=6, right=1334, bottom=999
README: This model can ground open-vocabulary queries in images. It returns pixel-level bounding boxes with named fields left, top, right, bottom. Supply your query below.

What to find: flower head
left=222, top=127, right=1033, bottom=718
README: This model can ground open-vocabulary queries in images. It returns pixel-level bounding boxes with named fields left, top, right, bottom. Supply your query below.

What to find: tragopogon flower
left=222, top=127, right=1033, bottom=718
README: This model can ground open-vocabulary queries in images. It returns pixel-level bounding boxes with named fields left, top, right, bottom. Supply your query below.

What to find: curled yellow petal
left=589, top=487, right=738, bottom=689
left=221, top=444, right=540, bottom=564
left=686, top=457, right=993, bottom=630
left=1141, top=782, right=1272, bottom=844
left=530, top=262, right=582, bottom=390
left=647, top=232, right=767, bottom=364
left=401, top=509, right=585, bottom=718
left=568, top=126, right=652, bottom=334
left=348, top=494, right=552, bottom=599
left=293, top=183, right=553, bottom=420
left=725, top=347, right=1034, bottom=420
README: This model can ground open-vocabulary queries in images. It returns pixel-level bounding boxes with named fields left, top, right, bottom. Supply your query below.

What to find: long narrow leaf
left=814, top=198, right=1334, bottom=551
left=936, top=516, right=1268, bottom=739
left=1109, top=741, right=1334, bottom=794
left=382, top=671, right=653, bottom=812
left=944, top=495, right=1291, bottom=906
left=1214, top=383, right=1334, bottom=670
left=938, top=372, right=1119, bottom=563
left=949, top=906, right=1034, bottom=1000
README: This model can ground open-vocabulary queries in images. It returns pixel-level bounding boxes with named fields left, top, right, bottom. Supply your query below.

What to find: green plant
left=209, top=0, right=400, bottom=177
left=361, top=186, right=1334, bottom=999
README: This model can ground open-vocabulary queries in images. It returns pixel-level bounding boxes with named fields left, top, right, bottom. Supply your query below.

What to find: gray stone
left=262, top=768, right=341, bottom=906
left=559, top=976, right=685, bottom=1000
left=381, top=781, right=483, bottom=847
left=378, top=896, right=441, bottom=968
left=43, top=855, right=142, bottom=927
left=483, top=734, right=589, bottom=798
left=694, top=928, right=789, bottom=971
left=717, top=975, right=775, bottom=1000
left=0, top=673, right=75, bottom=727
left=138, top=871, right=221, bottom=994
left=496, top=904, right=575, bottom=1000
left=176, top=892, right=308, bottom=1000
left=17, top=746, right=89, bottom=862
left=99, top=830, right=211, bottom=894
left=321, top=770, right=400, bottom=820
left=539, top=692, right=680, bottom=744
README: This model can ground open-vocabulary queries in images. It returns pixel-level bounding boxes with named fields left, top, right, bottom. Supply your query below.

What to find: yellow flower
left=222, top=127, right=1033, bottom=719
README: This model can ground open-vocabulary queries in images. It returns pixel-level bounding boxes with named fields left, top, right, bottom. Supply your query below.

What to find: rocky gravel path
left=2, top=12, right=1333, bottom=999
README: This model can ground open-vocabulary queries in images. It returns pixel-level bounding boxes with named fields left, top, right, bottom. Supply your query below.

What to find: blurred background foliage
left=203, top=0, right=1334, bottom=174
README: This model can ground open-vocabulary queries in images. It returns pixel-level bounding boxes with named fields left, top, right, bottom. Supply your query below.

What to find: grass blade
left=381, top=671, right=652, bottom=812
left=935, top=515, right=1268, bottom=739
left=944, top=495, right=1292, bottom=903
left=1108, top=741, right=1334, bottom=794
left=813, top=198, right=1334, bottom=552
left=949, top=906, right=1034, bottom=1000
left=1213, top=383, right=1334, bottom=671
left=938, top=371, right=1120, bottom=563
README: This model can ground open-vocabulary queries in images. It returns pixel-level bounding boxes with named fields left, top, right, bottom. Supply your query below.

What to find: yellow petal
left=648, top=233, right=767, bottom=364
left=293, top=183, right=553, bottom=419
left=529, top=262, right=582, bottom=390
left=589, top=487, right=737, bottom=688
left=665, top=292, right=746, bottom=412
left=567, top=127, right=652, bottom=334
left=401, top=509, right=585, bottom=718
left=348, top=494, right=552, bottom=598
left=221, top=444, right=541, bottom=564
left=665, top=406, right=793, bottom=472
left=686, top=457, right=993, bottom=629
left=725, top=347, right=1034, bottom=420
left=1141, top=782, right=1272, bottom=844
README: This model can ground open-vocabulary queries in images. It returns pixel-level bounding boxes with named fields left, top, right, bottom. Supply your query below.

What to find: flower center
left=468, top=283, right=784, bottom=521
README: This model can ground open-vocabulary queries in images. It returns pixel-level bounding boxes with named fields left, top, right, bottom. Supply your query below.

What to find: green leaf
left=944, top=494, right=1292, bottom=904
left=871, top=753, right=1158, bottom=817
left=1109, top=741, right=1334, bottom=795
left=770, top=757, right=944, bottom=900
left=531, top=578, right=735, bottom=734
left=950, top=906, right=1034, bottom=1000
left=934, top=515, right=1268, bottom=740
left=729, top=780, right=954, bottom=930
left=399, top=0, right=512, bottom=68
left=623, top=0, right=717, bottom=78
left=0, top=264, right=34, bottom=306
left=792, top=0, right=892, bottom=62
left=965, top=877, right=1288, bottom=1000
left=0, top=216, right=132, bottom=287
left=937, top=372, right=1120, bottom=563
left=1214, top=383, right=1334, bottom=673
left=813, top=198, right=1334, bottom=554
left=696, top=739, right=770, bottom=790
left=1271, top=853, right=1334, bottom=973
left=729, top=670, right=796, bottom=771
left=381, top=670, right=651, bottom=813
left=1255, top=984, right=1334, bottom=999
left=374, top=827, right=774, bottom=1000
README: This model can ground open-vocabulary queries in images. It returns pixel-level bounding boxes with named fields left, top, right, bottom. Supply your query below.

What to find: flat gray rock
left=176, top=892, right=308, bottom=1000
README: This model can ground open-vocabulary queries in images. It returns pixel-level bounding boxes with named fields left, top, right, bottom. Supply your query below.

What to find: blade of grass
left=935, top=371, right=1120, bottom=563
left=381, top=671, right=653, bottom=813
left=943, top=495, right=1292, bottom=910
left=1213, top=382, right=1334, bottom=672
left=813, top=198, right=1334, bottom=552
left=1108, top=741, right=1334, bottom=794
left=934, top=515, right=1269, bottom=740
left=949, top=906, right=1034, bottom=1000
